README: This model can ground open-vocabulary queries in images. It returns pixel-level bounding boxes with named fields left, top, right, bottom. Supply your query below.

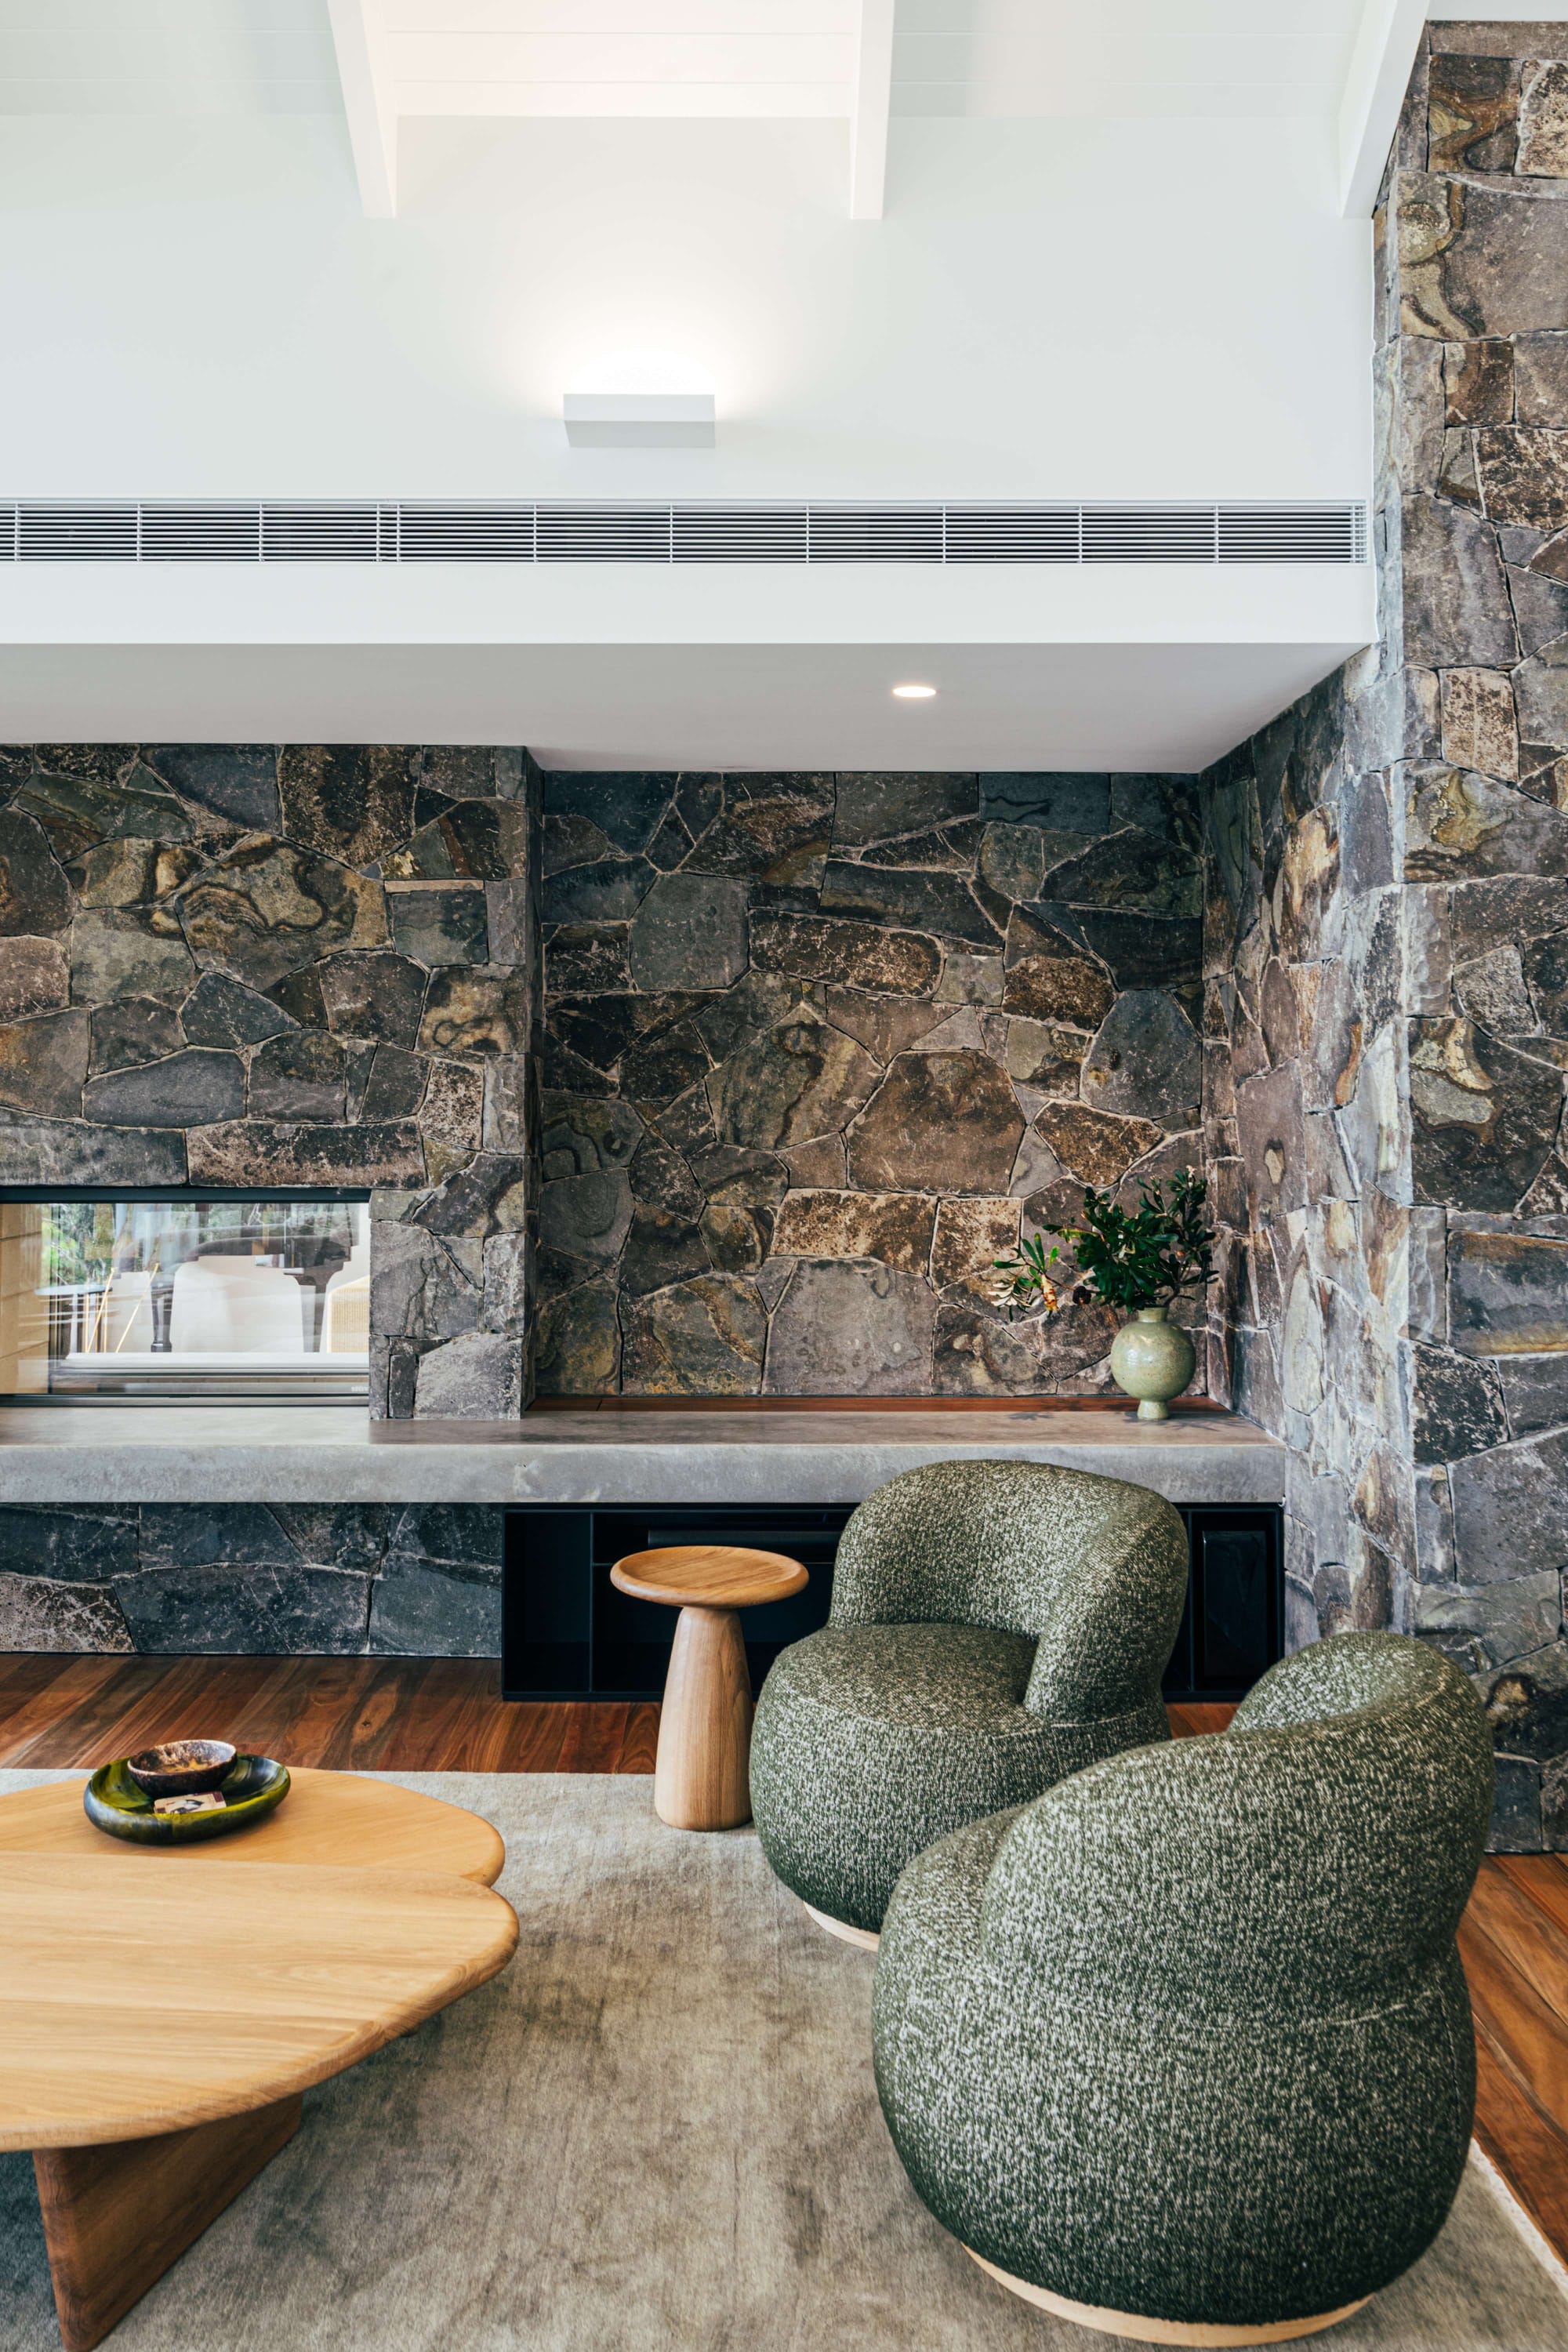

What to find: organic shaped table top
left=0, top=1766, right=505, bottom=1885
left=0, top=1853, right=517, bottom=2151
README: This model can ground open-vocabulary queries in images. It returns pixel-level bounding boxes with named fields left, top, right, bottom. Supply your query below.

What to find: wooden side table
left=609, top=1544, right=808, bottom=1831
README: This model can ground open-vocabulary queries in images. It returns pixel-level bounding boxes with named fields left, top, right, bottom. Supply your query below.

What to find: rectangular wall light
left=562, top=393, right=716, bottom=449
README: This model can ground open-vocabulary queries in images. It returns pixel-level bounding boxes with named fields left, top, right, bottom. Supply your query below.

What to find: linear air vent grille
left=397, top=505, right=535, bottom=562
left=140, top=505, right=262, bottom=562
left=673, top=505, right=808, bottom=561
left=1082, top=507, right=1220, bottom=563
left=1218, top=505, right=1368, bottom=562
left=262, top=505, right=381, bottom=563
left=0, top=501, right=1369, bottom=565
left=809, top=506, right=946, bottom=562
left=944, top=507, right=1083, bottom=562
left=535, top=506, right=669, bottom=563
left=15, top=506, right=140, bottom=562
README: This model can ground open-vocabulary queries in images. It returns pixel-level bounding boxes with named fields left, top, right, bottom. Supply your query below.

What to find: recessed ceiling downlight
left=892, top=683, right=937, bottom=699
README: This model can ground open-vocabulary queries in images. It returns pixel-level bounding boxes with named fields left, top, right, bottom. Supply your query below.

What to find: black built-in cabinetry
left=502, top=1502, right=1281, bottom=1704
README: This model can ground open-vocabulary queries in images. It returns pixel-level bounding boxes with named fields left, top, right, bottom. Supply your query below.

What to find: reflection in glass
left=0, top=1196, right=370, bottom=1399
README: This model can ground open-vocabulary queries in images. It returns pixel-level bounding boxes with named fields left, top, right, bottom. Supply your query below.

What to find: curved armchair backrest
left=829, top=1461, right=1189, bottom=1723
left=983, top=1632, right=1494, bottom=2014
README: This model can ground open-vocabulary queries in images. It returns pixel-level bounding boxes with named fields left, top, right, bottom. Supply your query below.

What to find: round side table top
left=609, top=1544, right=809, bottom=1611
left=0, top=1766, right=505, bottom=1886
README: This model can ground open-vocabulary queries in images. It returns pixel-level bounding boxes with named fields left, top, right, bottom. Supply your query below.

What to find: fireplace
left=0, top=1188, right=371, bottom=1400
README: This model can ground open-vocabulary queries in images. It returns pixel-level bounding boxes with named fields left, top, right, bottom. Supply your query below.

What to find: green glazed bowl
left=84, top=1754, right=291, bottom=1846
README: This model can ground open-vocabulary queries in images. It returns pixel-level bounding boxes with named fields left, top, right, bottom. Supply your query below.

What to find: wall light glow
left=568, top=348, right=715, bottom=397
left=891, top=683, right=938, bottom=700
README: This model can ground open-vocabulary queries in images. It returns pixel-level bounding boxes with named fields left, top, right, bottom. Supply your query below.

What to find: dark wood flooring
left=0, top=1653, right=659, bottom=1775
left=3, top=1657, right=1565, bottom=2267
left=1457, top=1856, right=1568, bottom=2263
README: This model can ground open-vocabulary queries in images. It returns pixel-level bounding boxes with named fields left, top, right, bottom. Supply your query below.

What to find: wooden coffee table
left=610, top=1544, right=808, bottom=1831
left=0, top=1777, right=515, bottom=2350
left=0, top=1766, right=505, bottom=1884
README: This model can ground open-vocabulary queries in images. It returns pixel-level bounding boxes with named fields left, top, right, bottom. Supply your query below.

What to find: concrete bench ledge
left=0, top=1405, right=1286, bottom=1508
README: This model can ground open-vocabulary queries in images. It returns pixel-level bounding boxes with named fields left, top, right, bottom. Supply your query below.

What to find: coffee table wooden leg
left=34, top=2094, right=303, bottom=2351
left=655, top=1603, right=753, bottom=1831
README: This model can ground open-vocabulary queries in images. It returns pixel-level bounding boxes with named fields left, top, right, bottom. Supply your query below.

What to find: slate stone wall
left=1201, top=22, right=1568, bottom=1850
left=0, top=743, right=542, bottom=1418
left=535, top=769, right=1207, bottom=1394
left=1200, top=689, right=1417, bottom=1674
left=0, top=1502, right=503, bottom=1655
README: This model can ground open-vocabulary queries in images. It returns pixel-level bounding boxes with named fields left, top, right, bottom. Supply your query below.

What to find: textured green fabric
left=750, top=1461, right=1189, bottom=1933
left=872, top=1632, right=1495, bottom=2328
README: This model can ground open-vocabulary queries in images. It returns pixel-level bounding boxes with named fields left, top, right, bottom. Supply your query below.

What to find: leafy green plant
left=992, top=1168, right=1213, bottom=1320
left=42, top=1201, right=116, bottom=1289
left=989, top=1231, right=1062, bottom=1318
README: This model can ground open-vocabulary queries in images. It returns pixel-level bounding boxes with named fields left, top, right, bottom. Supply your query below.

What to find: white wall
left=0, top=108, right=1370, bottom=503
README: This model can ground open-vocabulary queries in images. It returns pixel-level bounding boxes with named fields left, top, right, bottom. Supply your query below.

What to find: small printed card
left=152, top=1791, right=227, bottom=1817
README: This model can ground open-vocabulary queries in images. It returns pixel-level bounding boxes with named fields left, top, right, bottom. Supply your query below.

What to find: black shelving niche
left=502, top=1501, right=1283, bottom=1705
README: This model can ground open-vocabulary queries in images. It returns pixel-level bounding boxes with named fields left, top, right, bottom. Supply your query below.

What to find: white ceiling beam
left=1338, top=0, right=1428, bottom=216
left=381, top=82, right=851, bottom=120
left=327, top=0, right=397, bottom=219
left=849, top=0, right=895, bottom=220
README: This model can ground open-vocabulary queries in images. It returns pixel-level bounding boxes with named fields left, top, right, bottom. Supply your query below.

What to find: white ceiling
left=373, top=2, right=1362, bottom=125
left=0, top=1, right=1367, bottom=123
left=892, top=2, right=1363, bottom=122
left=0, top=1, right=343, bottom=114
left=380, top=3, right=865, bottom=123
left=0, top=637, right=1363, bottom=771
left=0, top=7, right=1379, bottom=769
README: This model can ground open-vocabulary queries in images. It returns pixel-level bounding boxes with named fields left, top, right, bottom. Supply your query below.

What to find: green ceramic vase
left=1109, top=1303, right=1196, bottom=1420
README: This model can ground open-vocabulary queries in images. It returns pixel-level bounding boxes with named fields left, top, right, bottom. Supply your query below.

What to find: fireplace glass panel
left=0, top=1193, right=370, bottom=1399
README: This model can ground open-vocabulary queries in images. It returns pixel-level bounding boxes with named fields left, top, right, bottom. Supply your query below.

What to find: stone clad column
left=1201, top=23, right=1568, bottom=1851
left=1394, top=26, right=1568, bottom=1849
left=366, top=750, right=542, bottom=1419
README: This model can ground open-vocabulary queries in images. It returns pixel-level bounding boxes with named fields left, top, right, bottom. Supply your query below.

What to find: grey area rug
left=2, top=1769, right=1566, bottom=2352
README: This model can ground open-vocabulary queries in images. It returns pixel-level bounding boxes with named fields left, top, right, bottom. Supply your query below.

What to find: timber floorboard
left=4, top=1661, right=1566, bottom=2269
left=0, top=1654, right=658, bottom=1776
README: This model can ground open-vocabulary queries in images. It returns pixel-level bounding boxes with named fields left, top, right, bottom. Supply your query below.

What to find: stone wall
left=0, top=743, right=541, bottom=1418
left=1200, top=677, right=1414, bottom=1668
left=1399, top=20, right=1568, bottom=1847
left=535, top=769, right=1207, bottom=1394
left=0, top=1501, right=503, bottom=1654
left=1201, top=21, right=1568, bottom=1850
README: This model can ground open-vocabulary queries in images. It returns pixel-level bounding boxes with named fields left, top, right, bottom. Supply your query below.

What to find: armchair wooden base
left=966, top=2250, right=1370, bottom=2346
left=803, top=1902, right=879, bottom=1952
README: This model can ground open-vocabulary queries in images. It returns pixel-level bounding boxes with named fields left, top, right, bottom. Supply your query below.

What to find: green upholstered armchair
left=749, top=1460, right=1190, bottom=1942
left=872, top=1632, right=1494, bottom=2347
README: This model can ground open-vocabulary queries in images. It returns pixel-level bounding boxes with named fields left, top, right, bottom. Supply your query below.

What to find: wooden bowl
left=124, top=1740, right=238, bottom=1799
